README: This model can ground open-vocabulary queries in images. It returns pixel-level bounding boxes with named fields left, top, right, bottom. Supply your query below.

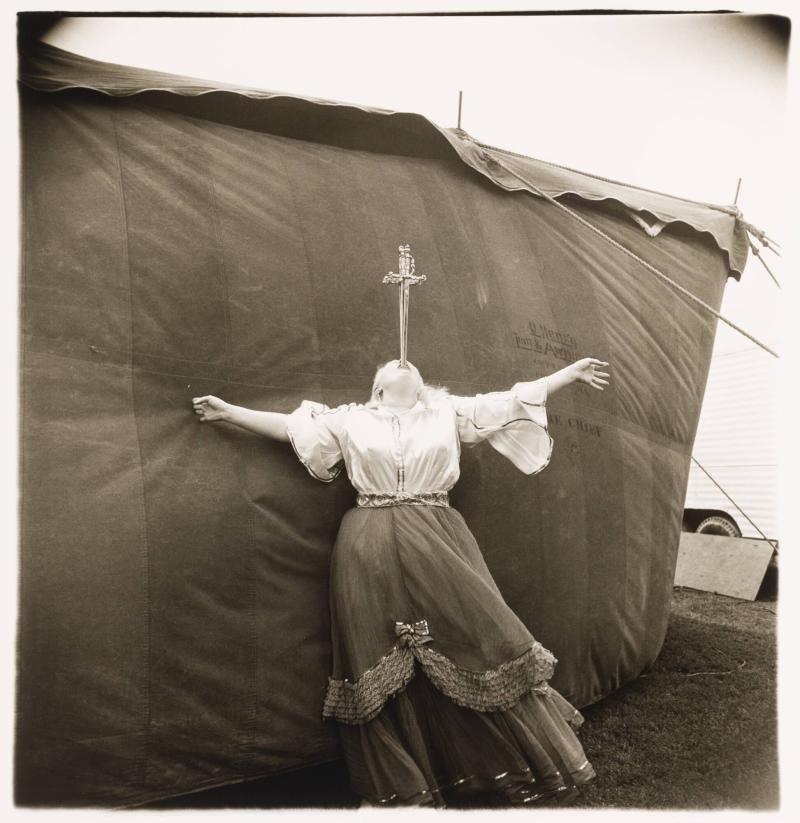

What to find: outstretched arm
left=528, top=358, right=610, bottom=398
left=192, top=395, right=289, bottom=442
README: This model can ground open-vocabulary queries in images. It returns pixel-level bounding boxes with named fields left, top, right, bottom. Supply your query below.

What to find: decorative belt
left=356, top=492, right=450, bottom=508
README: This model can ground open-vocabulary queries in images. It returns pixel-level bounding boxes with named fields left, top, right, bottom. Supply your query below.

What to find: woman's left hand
left=571, top=358, right=611, bottom=390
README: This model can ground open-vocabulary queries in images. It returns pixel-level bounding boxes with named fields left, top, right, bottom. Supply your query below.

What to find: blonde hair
left=367, top=360, right=450, bottom=409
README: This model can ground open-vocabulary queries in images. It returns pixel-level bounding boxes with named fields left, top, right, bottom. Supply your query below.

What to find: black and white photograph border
left=3, top=0, right=798, bottom=820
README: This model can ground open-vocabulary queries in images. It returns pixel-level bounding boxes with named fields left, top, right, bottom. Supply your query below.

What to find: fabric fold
left=285, top=400, right=347, bottom=482
left=451, top=378, right=553, bottom=475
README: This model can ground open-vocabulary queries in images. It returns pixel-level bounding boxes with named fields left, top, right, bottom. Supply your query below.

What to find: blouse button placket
left=390, top=415, right=406, bottom=492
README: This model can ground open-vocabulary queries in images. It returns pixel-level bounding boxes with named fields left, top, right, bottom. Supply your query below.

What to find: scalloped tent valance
left=19, top=39, right=749, bottom=279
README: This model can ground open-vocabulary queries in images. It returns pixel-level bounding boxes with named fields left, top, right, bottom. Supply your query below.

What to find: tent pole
left=457, top=90, right=463, bottom=130
left=733, top=177, right=742, bottom=204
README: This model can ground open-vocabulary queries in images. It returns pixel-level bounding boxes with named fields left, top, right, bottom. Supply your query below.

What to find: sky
left=4, top=2, right=799, bottom=819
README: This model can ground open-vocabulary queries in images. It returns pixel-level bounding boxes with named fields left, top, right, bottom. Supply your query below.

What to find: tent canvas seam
left=108, top=99, right=154, bottom=793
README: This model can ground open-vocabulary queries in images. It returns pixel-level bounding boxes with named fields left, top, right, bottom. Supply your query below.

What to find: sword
left=382, top=244, right=426, bottom=366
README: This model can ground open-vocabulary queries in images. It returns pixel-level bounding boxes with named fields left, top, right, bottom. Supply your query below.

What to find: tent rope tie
left=739, top=219, right=781, bottom=254
left=746, top=234, right=781, bottom=289
left=483, top=152, right=780, bottom=360
left=689, top=456, right=779, bottom=553
left=728, top=206, right=782, bottom=257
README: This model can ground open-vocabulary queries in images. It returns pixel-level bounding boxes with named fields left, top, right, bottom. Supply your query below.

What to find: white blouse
left=286, top=379, right=552, bottom=495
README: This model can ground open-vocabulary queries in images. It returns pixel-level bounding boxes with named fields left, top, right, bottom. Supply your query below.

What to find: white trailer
left=683, top=343, right=778, bottom=543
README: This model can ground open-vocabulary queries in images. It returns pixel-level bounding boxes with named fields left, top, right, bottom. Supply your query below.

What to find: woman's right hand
left=192, top=395, right=231, bottom=422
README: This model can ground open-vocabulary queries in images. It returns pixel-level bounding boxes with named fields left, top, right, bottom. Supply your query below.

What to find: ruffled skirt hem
left=323, top=627, right=558, bottom=724
left=337, top=658, right=596, bottom=808
left=361, top=766, right=591, bottom=808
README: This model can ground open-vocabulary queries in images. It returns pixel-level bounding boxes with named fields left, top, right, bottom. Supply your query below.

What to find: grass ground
left=575, top=586, right=778, bottom=810
left=150, top=585, right=778, bottom=810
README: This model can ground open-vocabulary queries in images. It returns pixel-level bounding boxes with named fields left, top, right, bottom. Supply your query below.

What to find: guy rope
left=466, top=138, right=780, bottom=359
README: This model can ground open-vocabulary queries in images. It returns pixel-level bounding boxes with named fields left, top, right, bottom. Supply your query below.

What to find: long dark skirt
left=324, top=503, right=596, bottom=807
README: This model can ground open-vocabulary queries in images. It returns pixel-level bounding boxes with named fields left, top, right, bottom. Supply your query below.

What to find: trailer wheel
left=695, top=515, right=741, bottom=538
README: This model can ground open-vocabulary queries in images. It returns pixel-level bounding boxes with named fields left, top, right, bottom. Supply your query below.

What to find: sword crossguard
left=382, top=272, right=427, bottom=285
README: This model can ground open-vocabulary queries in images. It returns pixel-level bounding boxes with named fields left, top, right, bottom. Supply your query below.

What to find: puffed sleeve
left=285, top=400, right=349, bottom=483
left=450, top=378, right=553, bottom=475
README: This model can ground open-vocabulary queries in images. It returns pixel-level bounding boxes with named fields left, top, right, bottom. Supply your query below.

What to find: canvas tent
left=17, top=36, right=752, bottom=807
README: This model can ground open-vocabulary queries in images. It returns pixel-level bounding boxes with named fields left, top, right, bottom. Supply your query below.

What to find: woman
left=192, top=355, right=610, bottom=808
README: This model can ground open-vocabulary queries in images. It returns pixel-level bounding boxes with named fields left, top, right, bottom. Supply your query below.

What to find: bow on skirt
left=394, top=618, right=434, bottom=648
